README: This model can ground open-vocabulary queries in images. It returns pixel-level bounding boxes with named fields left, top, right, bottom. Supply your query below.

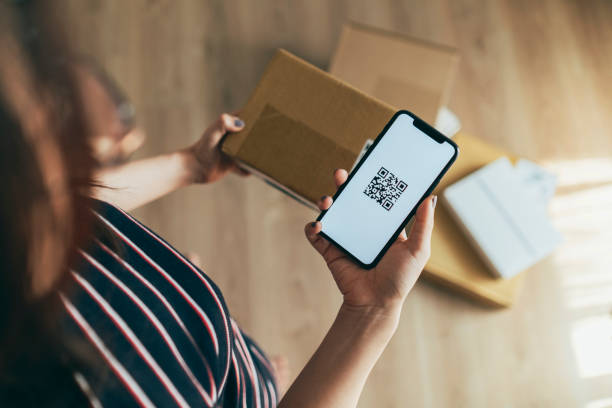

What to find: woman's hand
left=284, top=175, right=435, bottom=407
left=92, top=112, right=249, bottom=211
left=186, top=113, right=249, bottom=183
left=305, top=168, right=436, bottom=313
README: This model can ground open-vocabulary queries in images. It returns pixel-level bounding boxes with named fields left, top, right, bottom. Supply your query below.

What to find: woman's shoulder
left=82, top=198, right=231, bottom=336
left=59, top=198, right=236, bottom=406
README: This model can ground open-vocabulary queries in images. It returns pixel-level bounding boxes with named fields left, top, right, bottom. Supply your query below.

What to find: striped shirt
left=59, top=199, right=278, bottom=407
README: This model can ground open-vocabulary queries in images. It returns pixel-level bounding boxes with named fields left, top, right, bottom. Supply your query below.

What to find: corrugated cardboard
left=329, top=22, right=459, bottom=124
left=222, top=49, right=396, bottom=206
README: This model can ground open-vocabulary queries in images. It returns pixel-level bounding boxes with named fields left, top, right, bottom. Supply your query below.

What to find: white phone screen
left=319, top=113, right=456, bottom=266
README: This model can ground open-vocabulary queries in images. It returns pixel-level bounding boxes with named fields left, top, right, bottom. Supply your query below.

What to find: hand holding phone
left=305, top=110, right=457, bottom=309
left=316, top=111, right=457, bottom=269
left=305, top=169, right=437, bottom=310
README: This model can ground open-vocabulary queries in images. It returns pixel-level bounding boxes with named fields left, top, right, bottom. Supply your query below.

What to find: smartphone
left=316, top=110, right=458, bottom=269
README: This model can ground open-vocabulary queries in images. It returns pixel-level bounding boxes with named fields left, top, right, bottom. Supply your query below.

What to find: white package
left=442, top=157, right=562, bottom=279
left=434, top=106, right=462, bottom=138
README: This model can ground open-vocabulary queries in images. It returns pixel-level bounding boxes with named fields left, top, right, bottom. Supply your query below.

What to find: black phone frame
left=315, top=110, right=459, bottom=269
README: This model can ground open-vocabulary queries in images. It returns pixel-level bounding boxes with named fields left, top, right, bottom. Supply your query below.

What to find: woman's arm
left=91, top=113, right=246, bottom=211
left=279, top=304, right=400, bottom=408
left=91, top=149, right=199, bottom=211
left=280, top=169, right=436, bottom=407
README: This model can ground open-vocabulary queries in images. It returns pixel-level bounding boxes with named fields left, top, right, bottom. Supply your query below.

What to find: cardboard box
left=328, top=24, right=524, bottom=307
left=329, top=22, right=459, bottom=125
left=222, top=49, right=396, bottom=207
left=224, top=27, right=523, bottom=307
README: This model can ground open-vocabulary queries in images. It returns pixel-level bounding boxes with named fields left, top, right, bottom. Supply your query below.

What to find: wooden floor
left=62, top=1, right=612, bottom=406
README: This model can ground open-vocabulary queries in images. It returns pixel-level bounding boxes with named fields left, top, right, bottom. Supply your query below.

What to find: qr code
left=363, top=167, right=407, bottom=211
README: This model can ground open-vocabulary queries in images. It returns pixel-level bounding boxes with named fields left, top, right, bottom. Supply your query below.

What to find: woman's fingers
left=334, top=168, right=348, bottom=187
left=304, top=221, right=331, bottom=256
left=315, top=169, right=348, bottom=210
left=309, top=170, right=434, bottom=267
left=221, top=113, right=244, bottom=132
left=203, top=113, right=244, bottom=156
left=210, top=113, right=244, bottom=145
left=308, top=168, right=350, bottom=253
left=405, top=195, right=437, bottom=263
left=318, top=195, right=333, bottom=211
left=317, top=168, right=348, bottom=210
left=215, top=113, right=247, bottom=175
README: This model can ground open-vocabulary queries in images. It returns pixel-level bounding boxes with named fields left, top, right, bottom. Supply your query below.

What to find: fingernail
left=234, top=119, right=244, bottom=127
left=432, top=195, right=438, bottom=209
left=320, top=195, right=327, bottom=201
left=310, top=222, right=316, bottom=228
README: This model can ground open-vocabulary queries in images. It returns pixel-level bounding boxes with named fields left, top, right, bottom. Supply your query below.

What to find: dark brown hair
left=0, top=1, right=98, bottom=405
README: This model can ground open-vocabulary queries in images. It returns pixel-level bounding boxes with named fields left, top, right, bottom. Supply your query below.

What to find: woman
left=0, top=2, right=436, bottom=407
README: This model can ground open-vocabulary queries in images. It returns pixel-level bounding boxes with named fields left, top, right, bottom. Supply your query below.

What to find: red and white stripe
left=73, top=372, right=103, bottom=408
left=80, top=250, right=215, bottom=406
left=249, top=345, right=275, bottom=379
left=231, top=352, right=242, bottom=403
left=239, top=356, right=248, bottom=407
left=61, top=295, right=155, bottom=408
left=249, top=345, right=278, bottom=407
left=113, top=206, right=232, bottom=390
left=232, top=320, right=261, bottom=408
left=267, top=379, right=277, bottom=407
left=95, top=239, right=218, bottom=401
left=70, top=271, right=190, bottom=408
left=256, top=371, right=270, bottom=408
left=93, top=212, right=219, bottom=356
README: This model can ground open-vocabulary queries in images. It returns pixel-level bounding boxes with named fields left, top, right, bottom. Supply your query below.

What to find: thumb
left=221, top=113, right=245, bottom=133
left=208, top=113, right=245, bottom=146
left=405, top=195, right=437, bottom=263
left=304, top=221, right=333, bottom=259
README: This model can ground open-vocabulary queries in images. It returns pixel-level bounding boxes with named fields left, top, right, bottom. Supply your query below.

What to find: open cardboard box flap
left=222, top=49, right=396, bottom=206
left=329, top=22, right=459, bottom=124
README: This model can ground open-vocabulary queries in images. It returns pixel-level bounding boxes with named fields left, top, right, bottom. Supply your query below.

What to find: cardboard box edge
left=221, top=49, right=287, bottom=157
left=341, top=21, right=459, bottom=56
